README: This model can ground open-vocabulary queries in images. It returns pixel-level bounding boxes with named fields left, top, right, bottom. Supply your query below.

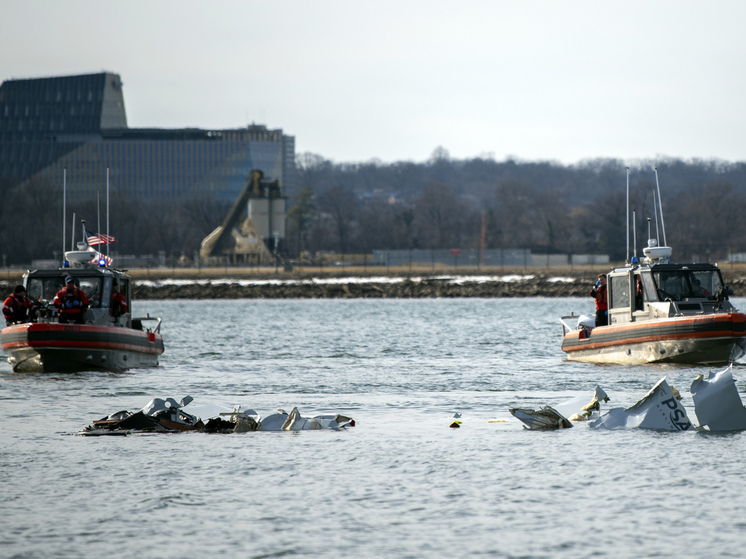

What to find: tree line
left=3, top=151, right=746, bottom=266
left=288, top=151, right=746, bottom=263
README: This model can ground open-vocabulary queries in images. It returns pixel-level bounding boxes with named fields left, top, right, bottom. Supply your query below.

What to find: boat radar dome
left=64, top=248, right=97, bottom=267
left=642, top=238, right=672, bottom=263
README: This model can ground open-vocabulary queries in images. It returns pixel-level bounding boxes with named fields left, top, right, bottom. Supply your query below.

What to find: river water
left=3, top=297, right=746, bottom=558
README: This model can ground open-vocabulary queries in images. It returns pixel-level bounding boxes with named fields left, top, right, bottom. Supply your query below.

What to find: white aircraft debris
left=79, top=398, right=354, bottom=435
left=510, top=386, right=609, bottom=430
left=589, top=378, right=692, bottom=431
left=691, top=365, right=746, bottom=432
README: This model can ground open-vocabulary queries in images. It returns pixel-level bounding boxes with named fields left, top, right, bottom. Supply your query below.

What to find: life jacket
left=54, top=287, right=89, bottom=315
left=111, top=292, right=128, bottom=316
left=3, top=294, right=33, bottom=323
left=593, top=285, right=608, bottom=311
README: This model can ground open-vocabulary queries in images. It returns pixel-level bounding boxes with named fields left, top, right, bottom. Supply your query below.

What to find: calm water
left=3, top=297, right=746, bottom=559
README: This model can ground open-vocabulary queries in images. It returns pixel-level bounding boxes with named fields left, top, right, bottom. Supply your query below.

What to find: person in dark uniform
left=635, top=275, right=644, bottom=310
left=3, top=285, right=36, bottom=326
left=53, top=276, right=90, bottom=324
left=110, top=281, right=128, bottom=319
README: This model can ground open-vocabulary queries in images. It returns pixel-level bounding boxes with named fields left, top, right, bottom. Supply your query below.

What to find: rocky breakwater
left=132, top=274, right=597, bottom=300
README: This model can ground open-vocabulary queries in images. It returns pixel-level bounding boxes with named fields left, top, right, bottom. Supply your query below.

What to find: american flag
left=90, top=250, right=113, bottom=267
left=85, top=228, right=117, bottom=247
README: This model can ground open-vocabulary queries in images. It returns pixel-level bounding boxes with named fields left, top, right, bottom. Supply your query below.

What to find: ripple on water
left=2, top=297, right=746, bottom=558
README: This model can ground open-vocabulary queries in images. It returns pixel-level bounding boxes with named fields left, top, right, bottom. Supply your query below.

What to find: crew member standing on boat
left=53, top=276, right=90, bottom=324
left=590, top=273, right=608, bottom=326
left=110, top=281, right=128, bottom=319
left=635, top=275, right=644, bottom=310
left=3, top=285, right=36, bottom=326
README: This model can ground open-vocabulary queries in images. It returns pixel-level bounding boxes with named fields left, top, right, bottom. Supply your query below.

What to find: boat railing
left=560, top=314, right=578, bottom=336
left=561, top=313, right=597, bottom=336
left=133, top=314, right=162, bottom=334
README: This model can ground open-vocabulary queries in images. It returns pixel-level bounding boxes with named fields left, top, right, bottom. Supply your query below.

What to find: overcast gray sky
left=3, top=1, right=745, bottom=164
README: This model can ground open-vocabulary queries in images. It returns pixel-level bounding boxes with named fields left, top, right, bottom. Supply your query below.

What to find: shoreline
left=131, top=272, right=746, bottom=299
left=2, top=267, right=746, bottom=299
left=131, top=274, right=593, bottom=299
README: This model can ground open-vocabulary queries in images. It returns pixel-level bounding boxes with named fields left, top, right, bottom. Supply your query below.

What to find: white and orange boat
left=560, top=170, right=746, bottom=365
left=1, top=171, right=164, bottom=373
left=1, top=261, right=164, bottom=373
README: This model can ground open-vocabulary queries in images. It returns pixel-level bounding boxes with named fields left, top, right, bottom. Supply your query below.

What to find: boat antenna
left=626, top=167, right=630, bottom=264
left=647, top=217, right=652, bottom=244
left=62, top=167, right=67, bottom=266
left=653, top=192, right=660, bottom=244
left=71, top=212, right=76, bottom=251
left=106, top=167, right=110, bottom=261
left=633, top=210, right=637, bottom=260
left=654, top=167, right=667, bottom=247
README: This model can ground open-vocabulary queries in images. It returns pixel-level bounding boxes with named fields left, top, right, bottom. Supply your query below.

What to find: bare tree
left=412, top=182, right=478, bottom=249
left=286, top=186, right=317, bottom=257
left=317, top=186, right=359, bottom=255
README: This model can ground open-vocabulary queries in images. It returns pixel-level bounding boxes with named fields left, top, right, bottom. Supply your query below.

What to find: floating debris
left=509, top=406, right=573, bottom=430
left=691, top=364, right=746, bottom=431
left=509, top=370, right=746, bottom=433
left=509, top=386, right=609, bottom=430
left=589, top=378, right=692, bottom=431
left=79, top=397, right=355, bottom=435
left=553, top=386, right=610, bottom=422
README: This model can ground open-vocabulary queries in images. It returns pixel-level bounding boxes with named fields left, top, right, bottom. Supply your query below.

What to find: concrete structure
left=0, top=72, right=295, bottom=203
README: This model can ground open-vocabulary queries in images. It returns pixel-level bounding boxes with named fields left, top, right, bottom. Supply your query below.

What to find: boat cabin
left=607, top=263, right=732, bottom=325
left=23, top=267, right=132, bottom=327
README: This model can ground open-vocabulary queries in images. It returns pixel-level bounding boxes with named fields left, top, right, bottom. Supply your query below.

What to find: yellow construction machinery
left=199, top=170, right=286, bottom=265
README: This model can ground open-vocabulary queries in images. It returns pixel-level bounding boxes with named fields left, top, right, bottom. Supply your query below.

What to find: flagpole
left=97, top=189, right=101, bottom=241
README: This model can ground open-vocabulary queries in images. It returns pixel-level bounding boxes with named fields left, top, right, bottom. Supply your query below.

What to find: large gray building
left=0, top=72, right=296, bottom=203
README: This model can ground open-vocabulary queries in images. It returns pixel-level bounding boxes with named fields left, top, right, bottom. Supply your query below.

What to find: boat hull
left=561, top=313, right=746, bottom=365
left=1, top=323, right=164, bottom=373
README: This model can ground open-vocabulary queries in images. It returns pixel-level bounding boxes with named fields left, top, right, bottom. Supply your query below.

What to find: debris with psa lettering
left=589, top=378, right=691, bottom=431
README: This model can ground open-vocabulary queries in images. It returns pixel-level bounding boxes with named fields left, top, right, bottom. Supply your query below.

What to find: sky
left=3, top=0, right=746, bottom=165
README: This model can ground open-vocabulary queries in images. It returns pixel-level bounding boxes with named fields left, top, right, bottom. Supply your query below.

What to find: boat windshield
left=653, top=270, right=722, bottom=300
left=27, top=276, right=105, bottom=308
